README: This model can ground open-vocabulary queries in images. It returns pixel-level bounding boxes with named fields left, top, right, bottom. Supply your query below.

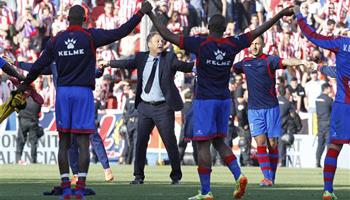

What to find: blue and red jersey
left=297, top=13, right=350, bottom=104
left=233, top=54, right=284, bottom=109
left=25, top=12, right=143, bottom=89
left=180, top=32, right=253, bottom=99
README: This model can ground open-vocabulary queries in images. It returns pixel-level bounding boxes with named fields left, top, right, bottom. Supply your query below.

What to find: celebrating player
left=294, top=6, right=350, bottom=200
left=146, top=2, right=294, bottom=199
left=17, top=3, right=152, bottom=200
left=233, top=35, right=312, bottom=186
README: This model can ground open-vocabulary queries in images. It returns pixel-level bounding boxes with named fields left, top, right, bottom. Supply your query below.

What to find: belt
left=142, top=100, right=166, bottom=106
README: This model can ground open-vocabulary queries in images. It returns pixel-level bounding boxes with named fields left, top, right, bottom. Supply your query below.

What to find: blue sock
left=224, top=154, right=241, bottom=180
left=198, top=166, right=211, bottom=195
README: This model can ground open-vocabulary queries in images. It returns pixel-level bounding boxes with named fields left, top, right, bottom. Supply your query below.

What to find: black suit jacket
left=110, top=51, right=194, bottom=111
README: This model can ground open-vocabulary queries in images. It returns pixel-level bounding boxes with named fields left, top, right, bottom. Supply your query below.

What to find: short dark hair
left=255, top=35, right=264, bottom=44
left=68, top=5, right=85, bottom=24
left=147, top=32, right=160, bottom=43
left=291, top=77, right=298, bottom=82
left=322, top=83, right=331, bottom=91
left=327, top=19, right=336, bottom=26
left=208, top=14, right=226, bottom=34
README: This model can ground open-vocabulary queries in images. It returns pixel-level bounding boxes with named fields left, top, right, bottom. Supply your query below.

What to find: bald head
left=68, top=5, right=85, bottom=25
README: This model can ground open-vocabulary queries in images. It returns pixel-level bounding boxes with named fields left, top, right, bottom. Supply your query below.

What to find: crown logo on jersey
left=65, top=38, right=76, bottom=49
left=214, top=49, right=226, bottom=61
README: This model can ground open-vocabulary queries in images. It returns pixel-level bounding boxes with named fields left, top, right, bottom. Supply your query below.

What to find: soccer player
left=16, top=61, right=114, bottom=182
left=233, top=35, right=311, bottom=186
left=17, top=3, right=152, bottom=200
left=294, top=6, right=350, bottom=200
left=147, top=3, right=294, bottom=199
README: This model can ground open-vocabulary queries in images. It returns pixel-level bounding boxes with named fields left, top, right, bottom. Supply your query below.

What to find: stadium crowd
left=0, top=0, right=349, bottom=166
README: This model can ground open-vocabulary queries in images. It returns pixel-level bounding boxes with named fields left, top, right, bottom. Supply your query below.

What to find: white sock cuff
left=60, top=173, right=69, bottom=179
left=78, top=172, right=88, bottom=177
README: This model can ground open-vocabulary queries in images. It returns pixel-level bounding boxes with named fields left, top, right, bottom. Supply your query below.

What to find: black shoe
left=316, top=163, right=322, bottom=168
left=171, top=180, right=180, bottom=185
left=130, top=179, right=144, bottom=184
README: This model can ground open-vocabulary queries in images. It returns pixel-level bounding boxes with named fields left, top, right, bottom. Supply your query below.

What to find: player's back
left=334, top=36, right=350, bottom=104
left=180, top=33, right=252, bottom=100
left=196, top=38, right=241, bottom=99
left=52, top=28, right=96, bottom=89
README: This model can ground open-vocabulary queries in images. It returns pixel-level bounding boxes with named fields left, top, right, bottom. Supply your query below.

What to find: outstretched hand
left=140, top=1, right=153, bottom=14
left=2, top=56, right=15, bottom=66
left=279, top=6, right=294, bottom=17
left=293, top=6, right=301, bottom=15
left=16, top=83, right=29, bottom=93
left=98, top=59, right=109, bottom=68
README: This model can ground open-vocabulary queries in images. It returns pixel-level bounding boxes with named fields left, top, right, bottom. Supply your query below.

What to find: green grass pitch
left=0, top=165, right=349, bottom=200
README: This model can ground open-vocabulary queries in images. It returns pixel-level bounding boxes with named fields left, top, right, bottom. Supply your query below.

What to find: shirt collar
left=67, top=25, right=84, bottom=31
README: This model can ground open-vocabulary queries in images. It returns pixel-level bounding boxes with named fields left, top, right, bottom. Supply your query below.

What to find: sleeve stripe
left=297, top=14, right=339, bottom=53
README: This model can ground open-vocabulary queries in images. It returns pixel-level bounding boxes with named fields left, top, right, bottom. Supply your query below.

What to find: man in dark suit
left=101, top=32, right=194, bottom=184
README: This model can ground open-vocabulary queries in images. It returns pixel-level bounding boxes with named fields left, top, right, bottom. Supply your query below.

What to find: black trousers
left=133, top=101, right=182, bottom=181
left=127, top=123, right=137, bottom=165
left=15, top=118, right=40, bottom=163
left=316, top=122, right=329, bottom=165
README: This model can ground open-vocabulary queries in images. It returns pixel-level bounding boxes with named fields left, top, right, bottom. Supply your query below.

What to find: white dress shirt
left=141, top=55, right=165, bottom=102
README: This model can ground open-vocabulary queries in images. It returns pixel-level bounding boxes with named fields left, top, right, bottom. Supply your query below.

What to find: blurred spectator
left=16, top=0, right=35, bottom=17
left=15, top=96, right=43, bottom=164
left=95, top=1, right=119, bottom=30
left=123, top=83, right=138, bottom=164
left=278, top=85, right=302, bottom=167
left=34, top=0, right=56, bottom=20
left=15, top=37, right=37, bottom=62
left=287, top=77, right=306, bottom=113
left=15, top=6, right=39, bottom=44
left=167, top=11, right=183, bottom=34
left=38, top=5, right=54, bottom=51
left=315, top=83, right=333, bottom=168
left=205, top=0, right=227, bottom=20
left=115, top=0, right=142, bottom=25
left=305, top=70, right=324, bottom=135
left=305, top=70, right=324, bottom=113
left=173, top=0, right=189, bottom=34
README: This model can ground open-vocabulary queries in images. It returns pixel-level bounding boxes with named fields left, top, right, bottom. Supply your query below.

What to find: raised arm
left=250, top=6, right=294, bottom=40
left=172, top=54, right=194, bottom=73
left=99, top=57, right=137, bottom=70
left=147, top=11, right=180, bottom=46
left=294, top=6, right=343, bottom=53
left=91, top=2, right=152, bottom=48
left=281, top=58, right=310, bottom=68
left=17, top=61, right=53, bottom=75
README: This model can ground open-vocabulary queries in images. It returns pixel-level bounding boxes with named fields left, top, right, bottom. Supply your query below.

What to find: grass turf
left=0, top=165, right=349, bottom=200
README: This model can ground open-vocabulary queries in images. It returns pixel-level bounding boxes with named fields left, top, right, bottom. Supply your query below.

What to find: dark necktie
left=144, top=58, right=159, bottom=94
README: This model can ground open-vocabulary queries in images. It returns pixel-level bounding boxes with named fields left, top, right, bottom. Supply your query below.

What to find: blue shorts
left=56, top=86, right=95, bottom=134
left=248, top=106, right=281, bottom=138
left=329, top=101, right=350, bottom=144
left=192, top=99, right=230, bottom=141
